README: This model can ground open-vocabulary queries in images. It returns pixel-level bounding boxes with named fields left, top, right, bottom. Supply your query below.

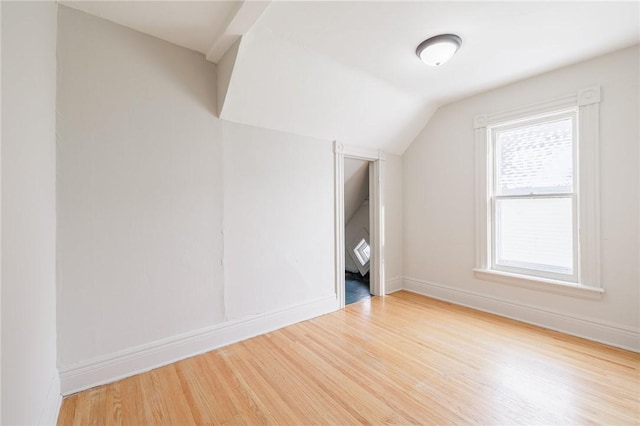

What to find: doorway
left=334, top=142, right=385, bottom=309
left=344, top=158, right=371, bottom=305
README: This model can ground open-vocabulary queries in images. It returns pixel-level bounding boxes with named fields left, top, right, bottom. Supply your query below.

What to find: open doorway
left=334, top=141, right=385, bottom=309
left=344, top=158, right=371, bottom=305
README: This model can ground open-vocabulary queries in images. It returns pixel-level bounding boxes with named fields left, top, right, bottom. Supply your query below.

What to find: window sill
left=473, top=268, right=604, bottom=300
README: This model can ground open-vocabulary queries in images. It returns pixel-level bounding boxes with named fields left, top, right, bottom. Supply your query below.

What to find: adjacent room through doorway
left=343, top=158, right=372, bottom=305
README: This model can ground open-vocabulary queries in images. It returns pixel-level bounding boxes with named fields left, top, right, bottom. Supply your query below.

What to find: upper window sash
left=490, top=110, right=577, bottom=197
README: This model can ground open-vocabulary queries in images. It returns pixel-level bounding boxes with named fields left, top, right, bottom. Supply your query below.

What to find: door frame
left=334, top=141, right=385, bottom=308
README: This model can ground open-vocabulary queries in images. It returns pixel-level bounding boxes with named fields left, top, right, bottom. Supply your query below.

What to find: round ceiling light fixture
left=416, top=34, right=462, bottom=66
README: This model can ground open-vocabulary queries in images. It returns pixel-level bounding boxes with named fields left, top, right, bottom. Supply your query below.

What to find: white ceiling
left=60, top=1, right=640, bottom=155
left=61, top=1, right=270, bottom=62
left=258, top=1, right=640, bottom=105
left=62, top=1, right=239, bottom=54
left=344, top=158, right=369, bottom=224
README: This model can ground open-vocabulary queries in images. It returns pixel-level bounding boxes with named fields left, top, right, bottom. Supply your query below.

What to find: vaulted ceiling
left=61, top=1, right=640, bottom=155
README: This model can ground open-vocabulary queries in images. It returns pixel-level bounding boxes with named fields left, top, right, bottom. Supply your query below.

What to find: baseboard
left=38, top=370, right=62, bottom=426
left=60, top=294, right=338, bottom=395
left=402, top=277, right=640, bottom=352
left=385, top=277, right=403, bottom=294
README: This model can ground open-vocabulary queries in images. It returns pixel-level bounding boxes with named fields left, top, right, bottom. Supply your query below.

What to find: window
left=473, top=87, right=603, bottom=298
left=491, top=112, right=577, bottom=282
left=353, top=238, right=371, bottom=266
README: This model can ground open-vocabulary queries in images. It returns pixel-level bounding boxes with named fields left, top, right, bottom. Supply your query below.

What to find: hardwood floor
left=58, top=291, right=640, bottom=425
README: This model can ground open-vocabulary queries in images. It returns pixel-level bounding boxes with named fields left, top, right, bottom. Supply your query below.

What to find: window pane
left=496, top=118, right=573, bottom=195
left=354, top=239, right=370, bottom=266
left=495, top=197, right=573, bottom=274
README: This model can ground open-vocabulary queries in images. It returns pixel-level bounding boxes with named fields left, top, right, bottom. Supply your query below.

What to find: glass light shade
left=417, top=34, right=462, bottom=66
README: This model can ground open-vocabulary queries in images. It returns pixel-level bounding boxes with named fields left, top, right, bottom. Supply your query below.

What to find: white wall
left=57, top=5, right=225, bottom=367
left=56, top=6, right=337, bottom=391
left=384, top=153, right=403, bottom=291
left=221, top=121, right=335, bottom=319
left=1, top=3, right=3, bottom=421
left=1, top=2, right=61, bottom=424
left=343, top=158, right=368, bottom=224
left=403, top=46, right=640, bottom=350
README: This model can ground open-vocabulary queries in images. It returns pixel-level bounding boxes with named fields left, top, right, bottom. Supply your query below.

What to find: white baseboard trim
left=38, top=370, right=62, bottom=426
left=60, top=294, right=338, bottom=395
left=402, top=277, right=639, bottom=353
left=385, top=277, right=403, bottom=294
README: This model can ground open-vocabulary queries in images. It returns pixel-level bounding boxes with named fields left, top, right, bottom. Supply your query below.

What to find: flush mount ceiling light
left=416, top=34, right=462, bottom=66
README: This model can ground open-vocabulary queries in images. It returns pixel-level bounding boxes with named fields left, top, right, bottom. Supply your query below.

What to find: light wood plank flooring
left=58, top=291, right=640, bottom=425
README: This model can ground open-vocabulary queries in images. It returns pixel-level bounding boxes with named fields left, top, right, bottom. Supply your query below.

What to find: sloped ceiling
left=61, top=0, right=269, bottom=62
left=344, top=158, right=369, bottom=224
left=61, top=1, right=640, bottom=155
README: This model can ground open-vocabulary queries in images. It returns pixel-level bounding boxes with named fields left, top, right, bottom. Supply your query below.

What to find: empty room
left=2, top=1, right=639, bottom=425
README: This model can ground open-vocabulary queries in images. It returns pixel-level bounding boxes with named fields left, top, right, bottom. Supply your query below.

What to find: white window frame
left=490, top=110, right=578, bottom=282
left=354, top=238, right=371, bottom=266
left=473, top=87, right=604, bottom=300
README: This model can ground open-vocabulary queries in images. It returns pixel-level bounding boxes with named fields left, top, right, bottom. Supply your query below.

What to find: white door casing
left=334, top=141, right=385, bottom=308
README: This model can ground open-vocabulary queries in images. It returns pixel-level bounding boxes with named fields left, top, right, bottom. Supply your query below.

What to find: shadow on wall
left=63, top=5, right=218, bottom=117
left=138, top=38, right=218, bottom=116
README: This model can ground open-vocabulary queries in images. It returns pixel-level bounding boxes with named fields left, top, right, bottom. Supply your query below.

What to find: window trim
left=474, top=86, right=603, bottom=298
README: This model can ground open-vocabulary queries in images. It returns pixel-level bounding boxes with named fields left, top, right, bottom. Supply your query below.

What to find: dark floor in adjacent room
left=345, top=271, right=371, bottom=305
